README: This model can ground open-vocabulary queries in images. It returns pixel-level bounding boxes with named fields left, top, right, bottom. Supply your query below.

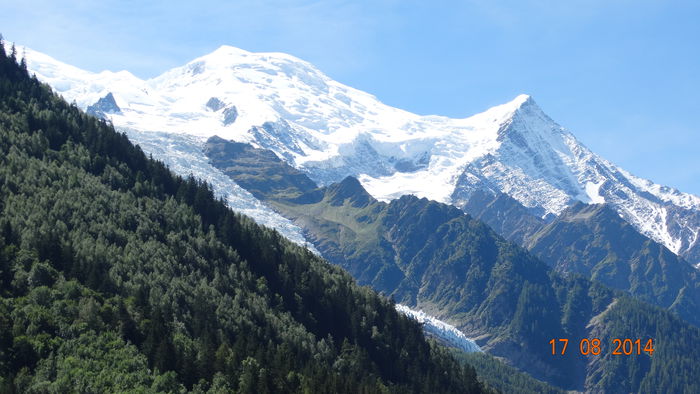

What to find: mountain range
left=8, top=42, right=700, bottom=392
left=21, top=44, right=700, bottom=269
left=201, top=135, right=700, bottom=390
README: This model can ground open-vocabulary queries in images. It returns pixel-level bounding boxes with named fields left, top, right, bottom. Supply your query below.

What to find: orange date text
left=549, top=338, right=654, bottom=356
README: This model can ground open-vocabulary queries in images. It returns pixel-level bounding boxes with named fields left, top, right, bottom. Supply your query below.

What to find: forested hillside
left=0, top=40, right=486, bottom=393
left=454, top=352, right=564, bottom=394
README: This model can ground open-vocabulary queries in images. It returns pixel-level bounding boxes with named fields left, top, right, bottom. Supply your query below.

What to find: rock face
left=86, top=92, right=121, bottom=119
left=205, top=97, right=225, bottom=111
left=204, top=97, right=237, bottom=125
left=22, top=44, right=700, bottom=267
left=222, top=106, right=238, bottom=125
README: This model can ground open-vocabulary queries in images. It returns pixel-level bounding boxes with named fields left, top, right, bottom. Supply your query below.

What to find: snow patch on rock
left=585, top=181, right=606, bottom=204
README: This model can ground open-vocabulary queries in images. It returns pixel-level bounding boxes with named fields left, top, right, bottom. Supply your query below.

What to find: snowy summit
left=18, top=44, right=700, bottom=265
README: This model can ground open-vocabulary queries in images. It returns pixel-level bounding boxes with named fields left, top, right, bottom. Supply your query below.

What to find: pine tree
left=20, top=47, right=27, bottom=72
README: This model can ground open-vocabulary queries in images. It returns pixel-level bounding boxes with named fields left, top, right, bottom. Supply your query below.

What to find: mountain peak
left=511, top=93, right=532, bottom=106
left=325, top=176, right=376, bottom=208
left=86, top=92, right=121, bottom=119
left=209, top=44, right=252, bottom=57
left=494, top=93, right=555, bottom=133
left=469, top=94, right=538, bottom=125
left=498, top=94, right=534, bottom=113
left=508, top=94, right=545, bottom=116
left=201, top=44, right=314, bottom=69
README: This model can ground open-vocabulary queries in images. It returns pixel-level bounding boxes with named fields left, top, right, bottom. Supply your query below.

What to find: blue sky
left=3, top=0, right=698, bottom=194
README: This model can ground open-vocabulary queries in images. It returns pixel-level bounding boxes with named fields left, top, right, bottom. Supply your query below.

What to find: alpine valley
left=4, top=41, right=700, bottom=392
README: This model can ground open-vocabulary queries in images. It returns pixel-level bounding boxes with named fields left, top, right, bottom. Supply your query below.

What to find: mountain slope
left=0, top=42, right=486, bottom=393
left=202, top=136, right=700, bottom=392
left=18, top=44, right=700, bottom=266
left=525, top=202, right=700, bottom=326
left=204, top=135, right=317, bottom=200
left=462, top=189, right=546, bottom=245
left=273, top=185, right=700, bottom=392
left=462, top=191, right=700, bottom=328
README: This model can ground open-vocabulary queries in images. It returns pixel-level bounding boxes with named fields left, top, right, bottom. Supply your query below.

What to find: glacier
left=395, top=304, right=482, bottom=354
left=17, top=43, right=700, bottom=265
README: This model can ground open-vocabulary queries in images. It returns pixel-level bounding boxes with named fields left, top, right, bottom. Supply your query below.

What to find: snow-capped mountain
left=20, top=44, right=700, bottom=265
